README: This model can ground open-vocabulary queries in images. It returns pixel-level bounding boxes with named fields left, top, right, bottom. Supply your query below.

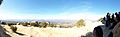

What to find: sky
left=0, top=0, right=120, bottom=20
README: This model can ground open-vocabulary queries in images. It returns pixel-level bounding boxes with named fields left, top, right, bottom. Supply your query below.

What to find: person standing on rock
left=109, top=13, right=118, bottom=29
left=105, top=13, right=111, bottom=27
left=115, top=12, right=119, bottom=23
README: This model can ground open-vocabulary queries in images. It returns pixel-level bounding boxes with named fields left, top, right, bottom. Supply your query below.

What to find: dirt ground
left=1, top=21, right=103, bottom=37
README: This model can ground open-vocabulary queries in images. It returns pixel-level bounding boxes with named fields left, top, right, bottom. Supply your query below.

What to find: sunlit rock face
left=112, top=22, right=120, bottom=37
left=0, top=25, right=11, bottom=37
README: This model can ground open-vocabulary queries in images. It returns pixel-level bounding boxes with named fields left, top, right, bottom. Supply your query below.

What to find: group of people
left=93, top=12, right=120, bottom=37
left=103, top=12, right=120, bottom=29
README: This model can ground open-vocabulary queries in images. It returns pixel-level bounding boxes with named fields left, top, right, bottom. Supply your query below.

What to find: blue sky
left=0, top=0, right=120, bottom=20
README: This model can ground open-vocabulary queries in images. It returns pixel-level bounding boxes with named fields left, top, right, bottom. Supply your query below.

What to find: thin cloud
left=0, top=1, right=104, bottom=20
left=0, top=10, right=104, bottom=20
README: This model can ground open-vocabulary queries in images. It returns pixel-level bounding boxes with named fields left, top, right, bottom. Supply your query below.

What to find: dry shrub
left=48, top=23, right=56, bottom=27
left=76, top=19, right=85, bottom=28
left=39, top=22, right=48, bottom=28
left=7, top=23, right=16, bottom=26
left=10, top=25, right=17, bottom=32
left=30, top=22, right=39, bottom=27
left=22, top=22, right=30, bottom=26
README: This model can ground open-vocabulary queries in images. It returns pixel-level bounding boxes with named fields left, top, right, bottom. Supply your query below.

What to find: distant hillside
left=0, top=19, right=76, bottom=25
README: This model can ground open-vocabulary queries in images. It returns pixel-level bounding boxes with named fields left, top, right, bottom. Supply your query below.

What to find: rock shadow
left=14, top=32, right=25, bottom=36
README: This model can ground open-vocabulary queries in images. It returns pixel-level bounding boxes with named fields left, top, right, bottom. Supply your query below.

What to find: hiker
left=109, top=14, right=117, bottom=29
left=115, top=12, right=119, bottom=23
left=111, top=14, right=115, bottom=24
left=93, top=26, right=103, bottom=37
left=105, top=13, right=111, bottom=27
left=109, top=12, right=120, bottom=29
left=118, top=12, right=120, bottom=22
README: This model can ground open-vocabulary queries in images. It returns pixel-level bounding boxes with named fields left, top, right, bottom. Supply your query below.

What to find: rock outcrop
left=0, top=25, right=11, bottom=37
left=112, top=22, right=120, bottom=37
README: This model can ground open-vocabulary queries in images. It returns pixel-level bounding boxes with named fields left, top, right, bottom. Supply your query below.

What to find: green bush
left=39, top=22, right=48, bottom=28
left=1, top=22, right=6, bottom=25
left=7, top=23, right=16, bottom=26
left=22, top=22, right=30, bottom=26
left=49, top=23, right=56, bottom=27
left=10, top=25, right=17, bottom=32
left=98, top=18, right=105, bottom=24
left=8, top=24, right=12, bottom=26
left=76, top=19, right=85, bottom=28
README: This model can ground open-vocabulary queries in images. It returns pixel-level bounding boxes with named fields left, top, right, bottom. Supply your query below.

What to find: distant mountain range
left=0, top=19, right=77, bottom=25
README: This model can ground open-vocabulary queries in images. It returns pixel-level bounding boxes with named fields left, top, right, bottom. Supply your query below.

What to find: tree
left=98, top=17, right=105, bottom=24
left=98, top=18, right=103, bottom=21
left=10, top=25, right=17, bottom=32
left=76, top=19, right=85, bottom=27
